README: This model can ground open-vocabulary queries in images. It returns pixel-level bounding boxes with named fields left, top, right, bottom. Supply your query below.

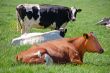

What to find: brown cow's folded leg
left=16, top=47, right=48, bottom=64
left=72, top=59, right=83, bottom=64
left=29, top=58, right=45, bottom=64
left=22, top=57, right=45, bottom=64
left=70, top=54, right=83, bottom=64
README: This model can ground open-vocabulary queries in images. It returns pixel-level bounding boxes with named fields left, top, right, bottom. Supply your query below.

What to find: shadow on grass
left=12, top=61, right=83, bottom=67
left=85, top=62, right=110, bottom=66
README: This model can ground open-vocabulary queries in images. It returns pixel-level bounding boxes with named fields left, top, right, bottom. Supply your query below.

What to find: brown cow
left=16, top=32, right=104, bottom=65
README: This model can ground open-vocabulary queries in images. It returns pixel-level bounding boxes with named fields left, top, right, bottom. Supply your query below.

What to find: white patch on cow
left=23, top=4, right=40, bottom=12
left=24, top=50, right=42, bottom=58
left=34, top=51, right=42, bottom=58
left=59, top=28, right=65, bottom=32
left=44, top=53, right=53, bottom=65
left=97, top=19, right=103, bottom=24
left=25, top=5, right=33, bottom=12
left=71, top=7, right=76, bottom=20
left=51, top=22, right=56, bottom=29
left=75, top=53, right=78, bottom=56
left=106, top=24, right=110, bottom=28
left=23, top=16, right=44, bottom=33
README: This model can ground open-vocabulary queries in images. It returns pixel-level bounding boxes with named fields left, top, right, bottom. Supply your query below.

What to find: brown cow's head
left=83, top=32, right=104, bottom=54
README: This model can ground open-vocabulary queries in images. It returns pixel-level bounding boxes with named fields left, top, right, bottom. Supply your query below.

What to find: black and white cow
left=16, top=4, right=82, bottom=34
left=97, top=17, right=110, bottom=28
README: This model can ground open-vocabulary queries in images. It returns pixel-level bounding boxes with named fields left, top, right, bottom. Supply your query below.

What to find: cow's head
left=83, top=32, right=104, bottom=54
left=59, top=28, right=67, bottom=37
left=70, top=7, right=82, bottom=21
left=97, top=17, right=110, bottom=25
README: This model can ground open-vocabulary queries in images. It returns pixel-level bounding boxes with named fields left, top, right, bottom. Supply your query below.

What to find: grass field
left=0, top=0, right=110, bottom=73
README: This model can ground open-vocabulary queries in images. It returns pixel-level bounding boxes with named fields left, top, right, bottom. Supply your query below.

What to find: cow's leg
left=17, top=48, right=49, bottom=64
left=25, top=25, right=31, bottom=33
left=17, top=18, right=23, bottom=31
left=16, top=50, right=45, bottom=64
left=26, top=53, right=53, bottom=65
left=17, top=18, right=20, bottom=32
left=29, top=52, right=53, bottom=65
left=70, top=54, right=83, bottom=64
left=55, top=22, right=67, bottom=30
left=21, top=23, right=31, bottom=34
left=69, top=50, right=83, bottom=64
left=22, top=54, right=53, bottom=65
left=16, top=50, right=27, bottom=61
left=16, top=10, right=21, bottom=32
left=22, top=57, right=45, bottom=64
left=19, top=51, right=53, bottom=65
left=21, top=53, right=53, bottom=65
left=21, top=24, right=25, bottom=34
left=17, top=23, right=19, bottom=32
left=23, top=21, right=32, bottom=34
left=60, top=22, right=67, bottom=29
left=44, top=54, right=53, bottom=65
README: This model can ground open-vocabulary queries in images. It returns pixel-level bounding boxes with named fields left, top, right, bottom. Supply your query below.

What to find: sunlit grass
left=0, top=0, right=110, bottom=73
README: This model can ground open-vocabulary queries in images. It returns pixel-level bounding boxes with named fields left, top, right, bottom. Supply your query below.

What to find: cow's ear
left=83, top=33, right=89, bottom=39
left=77, top=9, right=82, bottom=12
left=64, top=29, right=67, bottom=33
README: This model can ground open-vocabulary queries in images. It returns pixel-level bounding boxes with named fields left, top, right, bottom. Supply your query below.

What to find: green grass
left=0, top=0, right=110, bottom=73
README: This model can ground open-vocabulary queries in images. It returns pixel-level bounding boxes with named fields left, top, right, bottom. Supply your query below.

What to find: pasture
left=0, top=0, right=110, bottom=73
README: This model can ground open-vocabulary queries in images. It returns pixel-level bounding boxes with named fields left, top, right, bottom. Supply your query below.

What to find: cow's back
left=39, top=4, right=71, bottom=28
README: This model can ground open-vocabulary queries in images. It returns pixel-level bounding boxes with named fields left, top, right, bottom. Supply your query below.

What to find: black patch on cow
left=26, top=11, right=33, bottom=19
left=39, top=5, right=71, bottom=29
left=55, top=8, right=71, bottom=29
left=32, top=6, right=39, bottom=20
left=39, top=8, right=56, bottom=28
left=16, top=5, right=26, bottom=21
left=60, top=29, right=67, bottom=37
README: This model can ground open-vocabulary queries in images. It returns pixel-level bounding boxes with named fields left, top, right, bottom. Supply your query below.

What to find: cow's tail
left=16, top=8, right=22, bottom=32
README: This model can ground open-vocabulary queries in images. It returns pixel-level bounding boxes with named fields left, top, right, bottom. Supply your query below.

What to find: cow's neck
left=70, top=37, right=86, bottom=61
left=68, top=9, right=73, bottom=20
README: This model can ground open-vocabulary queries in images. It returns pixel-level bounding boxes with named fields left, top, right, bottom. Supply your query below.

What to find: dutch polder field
left=0, top=0, right=110, bottom=73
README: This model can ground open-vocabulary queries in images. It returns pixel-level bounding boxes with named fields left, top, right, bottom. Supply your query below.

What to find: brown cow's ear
left=83, top=33, right=89, bottom=39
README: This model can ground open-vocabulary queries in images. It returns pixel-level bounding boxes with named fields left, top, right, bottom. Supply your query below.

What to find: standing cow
left=16, top=4, right=82, bottom=34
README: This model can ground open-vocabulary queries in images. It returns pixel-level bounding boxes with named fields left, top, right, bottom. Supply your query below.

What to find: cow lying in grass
left=16, top=4, right=82, bottom=34
left=12, top=29, right=67, bottom=45
left=97, top=17, right=110, bottom=28
left=16, top=32, right=104, bottom=65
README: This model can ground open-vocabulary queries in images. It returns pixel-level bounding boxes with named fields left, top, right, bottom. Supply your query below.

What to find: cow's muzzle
left=72, top=19, right=76, bottom=21
left=98, top=49, right=104, bottom=54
